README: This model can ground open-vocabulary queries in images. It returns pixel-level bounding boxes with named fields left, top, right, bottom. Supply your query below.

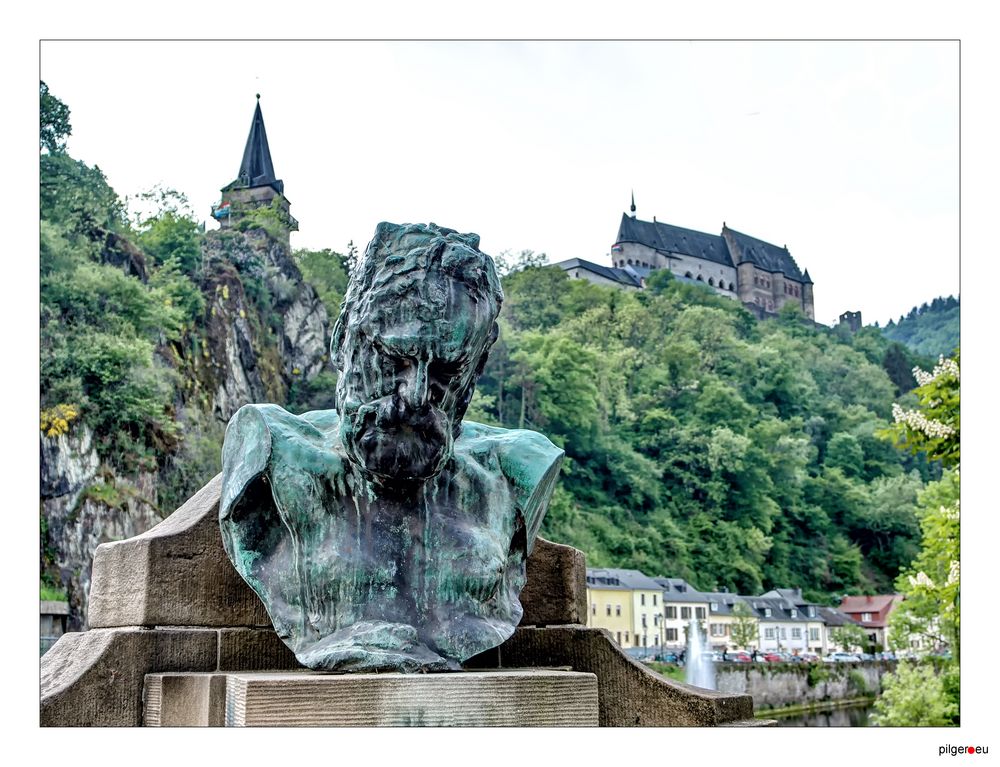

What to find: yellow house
left=586, top=568, right=664, bottom=652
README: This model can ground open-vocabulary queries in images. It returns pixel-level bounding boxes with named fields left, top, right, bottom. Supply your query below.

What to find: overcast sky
left=40, top=40, right=958, bottom=327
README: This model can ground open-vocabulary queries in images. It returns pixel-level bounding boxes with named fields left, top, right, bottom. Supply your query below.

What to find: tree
left=871, top=661, right=958, bottom=726
left=875, top=350, right=960, bottom=725
left=729, top=601, right=759, bottom=650
left=830, top=623, right=870, bottom=653
left=40, top=81, right=71, bottom=153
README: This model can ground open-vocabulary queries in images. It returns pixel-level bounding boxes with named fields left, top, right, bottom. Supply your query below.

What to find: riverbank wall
left=715, top=661, right=895, bottom=711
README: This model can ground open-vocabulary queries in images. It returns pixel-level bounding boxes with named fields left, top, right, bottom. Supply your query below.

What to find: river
left=769, top=701, right=874, bottom=727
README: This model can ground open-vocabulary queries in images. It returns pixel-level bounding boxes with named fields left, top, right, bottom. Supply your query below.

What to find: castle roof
left=554, top=257, right=644, bottom=288
left=615, top=214, right=734, bottom=268
left=723, top=226, right=805, bottom=282
left=223, top=95, right=284, bottom=195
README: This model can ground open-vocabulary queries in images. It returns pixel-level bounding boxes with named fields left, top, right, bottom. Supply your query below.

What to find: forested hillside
left=461, top=267, right=940, bottom=602
left=40, top=82, right=944, bottom=625
left=882, top=295, right=960, bottom=359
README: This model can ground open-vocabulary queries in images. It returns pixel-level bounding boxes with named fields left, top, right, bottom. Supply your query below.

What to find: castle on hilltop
left=211, top=95, right=298, bottom=249
left=555, top=196, right=815, bottom=320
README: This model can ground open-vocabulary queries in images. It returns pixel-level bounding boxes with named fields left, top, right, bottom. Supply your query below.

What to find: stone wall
left=715, top=661, right=894, bottom=710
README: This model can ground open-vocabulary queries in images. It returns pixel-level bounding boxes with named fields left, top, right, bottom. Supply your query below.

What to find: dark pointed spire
left=630, top=190, right=636, bottom=218
left=803, top=269, right=813, bottom=284
left=234, top=95, right=283, bottom=194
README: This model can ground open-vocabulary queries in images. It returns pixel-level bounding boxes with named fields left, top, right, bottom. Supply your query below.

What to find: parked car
left=857, top=652, right=875, bottom=661
left=730, top=651, right=752, bottom=663
left=798, top=652, right=821, bottom=663
left=824, top=652, right=861, bottom=663
left=761, top=652, right=783, bottom=662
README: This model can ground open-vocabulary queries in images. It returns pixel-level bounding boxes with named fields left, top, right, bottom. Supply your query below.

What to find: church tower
left=212, top=95, right=298, bottom=249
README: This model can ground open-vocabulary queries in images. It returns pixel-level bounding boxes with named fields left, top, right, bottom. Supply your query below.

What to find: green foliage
left=870, top=661, right=958, bottom=726
left=471, top=267, right=925, bottom=599
left=40, top=584, right=68, bottom=602
left=830, top=623, right=870, bottom=652
left=882, top=352, right=960, bottom=469
left=847, top=670, right=870, bottom=696
left=729, top=601, right=759, bottom=649
left=293, top=247, right=350, bottom=318
left=40, top=81, right=71, bottom=154
left=882, top=296, right=959, bottom=359
left=807, top=663, right=830, bottom=687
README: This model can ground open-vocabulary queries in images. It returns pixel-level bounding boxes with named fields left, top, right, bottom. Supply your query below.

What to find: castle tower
left=802, top=269, right=815, bottom=320
left=212, top=95, right=298, bottom=249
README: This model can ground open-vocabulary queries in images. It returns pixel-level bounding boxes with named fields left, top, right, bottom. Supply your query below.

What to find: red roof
left=839, top=595, right=902, bottom=628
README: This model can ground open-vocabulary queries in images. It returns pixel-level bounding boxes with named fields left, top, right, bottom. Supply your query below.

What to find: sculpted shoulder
left=220, top=404, right=346, bottom=521
left=456, top=421, right=565, bottom=552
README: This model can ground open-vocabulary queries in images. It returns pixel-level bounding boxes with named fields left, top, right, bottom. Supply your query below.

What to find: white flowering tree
left=873, top=350, right=959, bottom=726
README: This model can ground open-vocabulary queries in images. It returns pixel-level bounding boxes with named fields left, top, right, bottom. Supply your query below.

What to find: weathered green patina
left=220, top=222, right=563, bottom=672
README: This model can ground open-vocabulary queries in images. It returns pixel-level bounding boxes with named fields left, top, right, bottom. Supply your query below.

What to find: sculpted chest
left=220, top=404, right=561, bottom=672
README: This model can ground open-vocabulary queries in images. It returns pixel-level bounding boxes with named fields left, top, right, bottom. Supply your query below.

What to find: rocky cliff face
left=40, top=427, right=162, bottom=630
left=197, top=228, right=330, bottom=421
left=41, top=227, right=332, bottom=629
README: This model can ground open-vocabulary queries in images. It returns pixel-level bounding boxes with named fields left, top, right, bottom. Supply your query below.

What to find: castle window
left=685, top=272, right=692, bottom=278
left=708, top=278, right=715, bottom=286
left=696, top=275, right=703, bottom=281
left=627, top=259, right=633, bottom=265
left=728, top=282, right=735, bottom=291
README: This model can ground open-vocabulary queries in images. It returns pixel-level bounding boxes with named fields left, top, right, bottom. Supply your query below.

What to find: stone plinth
left=145, top=670, right=599, bottom=727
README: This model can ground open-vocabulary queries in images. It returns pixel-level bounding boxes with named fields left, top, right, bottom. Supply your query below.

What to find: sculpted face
left=333, top=223, right=502, bottom=486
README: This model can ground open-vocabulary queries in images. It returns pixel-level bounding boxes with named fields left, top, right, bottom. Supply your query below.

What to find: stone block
left=87, top=475, right=270, bottom=629
left=217, top=627, right=301, bottom=672
left=40, top=627, right=218, bottom=726
left=520, top=537, right=587, bottom=626
left=145, top=673, right=228, bottom=726
left=466, top=625, right=754, bottom=726
left=222, top=670, right=599, bottom=726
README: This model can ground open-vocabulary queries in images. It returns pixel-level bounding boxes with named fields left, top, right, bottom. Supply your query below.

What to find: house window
left=790, top=609, right=797, bottom=618
left=666, top=606, right=677, bottom=619
left=710, top=602, right=718, bottom=612
left=792, top=628, right=802, bottom=639
left=616, top=605, right=622, bottom=617
left=606, top=605, right=611, bottom=616
left=763, top=608, right=772, bottom=618
left=617, top=632, right=622, bottom=644
left=681, top=607, right=691, bottom=620
left=780, top=628, right=787, bottom=639
left=696, top=607, right=706, bottom=620
left=666, top=629, right=678, bottom=641
left=641, top=594, right=646, bottom=606
left=654, top=615, right=659, bottom=626
left=642, top=615, right=647, bottom=628
left=624, top=631, right=629, bottom=642
left=764, top=628, right=775, bottom=639
left=653, top=595, right=657, bottom=606
left=643, top=635, right=648, bottom=647
left=809, top=628, right=820, bottom=641
left=711, top=623, right=725, bottom=637
left=591, top=603, right=596, bottom=616
left=862, top=612, right=872, bottom=622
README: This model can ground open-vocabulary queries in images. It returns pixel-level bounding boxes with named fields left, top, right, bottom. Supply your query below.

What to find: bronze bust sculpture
left=219, top=222, right=563, bottom=672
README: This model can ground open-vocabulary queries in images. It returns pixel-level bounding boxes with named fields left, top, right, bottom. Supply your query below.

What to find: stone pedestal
left=42, top=474, right=763, bottom=726
left=145, top=670, right=598, bottom=727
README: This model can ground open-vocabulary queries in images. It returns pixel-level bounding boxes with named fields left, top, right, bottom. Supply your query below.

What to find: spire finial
left=630, top=190, right=636, bottom=217
left=256, top=93, right=261, bottom=101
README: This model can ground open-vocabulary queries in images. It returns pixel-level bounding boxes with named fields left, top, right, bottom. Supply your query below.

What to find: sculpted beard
left=342, top=394, right=454, bottom=483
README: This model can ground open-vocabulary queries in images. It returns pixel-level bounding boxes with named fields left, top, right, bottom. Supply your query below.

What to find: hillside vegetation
left=463, top=267, right=940, bottom=602
left=882, top=296, right=959, bottom=359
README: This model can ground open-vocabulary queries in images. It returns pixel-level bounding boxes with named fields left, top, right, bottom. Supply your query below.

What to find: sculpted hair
left=330, top=221, right=504, bottom=368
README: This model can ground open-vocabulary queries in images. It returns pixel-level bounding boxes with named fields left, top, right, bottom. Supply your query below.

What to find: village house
left=586, top=568, right=664, bottom=652
left=838, top=594, right=905, bottom=652
left=654, top=577, right=711, bottom=652
left=760, top=588, right=827, bottom=655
